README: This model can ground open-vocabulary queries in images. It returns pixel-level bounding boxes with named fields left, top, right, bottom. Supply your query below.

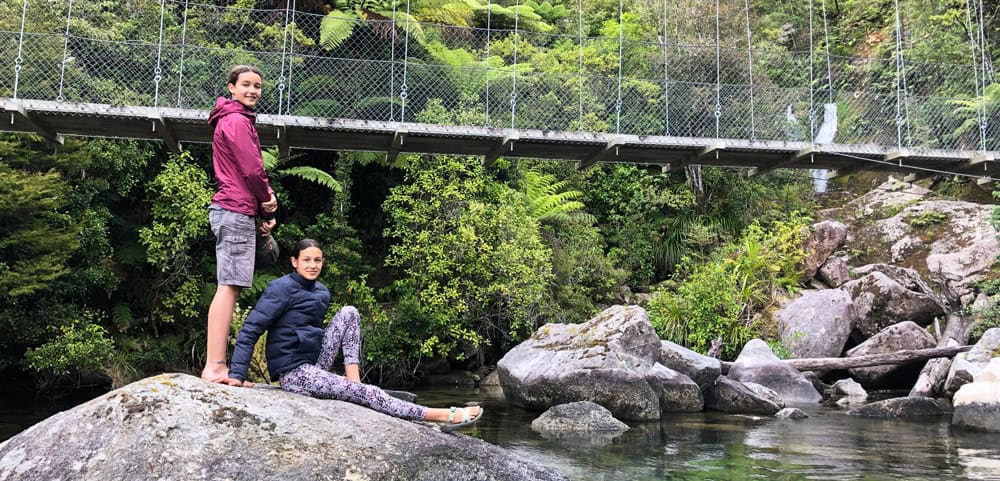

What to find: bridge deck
left=2, top=98, right=997, bottom=181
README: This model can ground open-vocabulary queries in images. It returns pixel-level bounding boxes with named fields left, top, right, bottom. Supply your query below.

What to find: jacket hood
left=208, top=97, right=255, bottom=126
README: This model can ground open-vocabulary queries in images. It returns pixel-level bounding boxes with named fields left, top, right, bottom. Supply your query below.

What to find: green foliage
left=522, top=170, right=595, bottom=224
left=905, top=210, right=949, bottom=228
left=647, top=214, right=811, bottom=358
left=0, top=163, right=80, bottom=299
left=320, top=10, right=361, bottom=50
left=383, top=156, right=554, bottom=358
left=262, top=149, right=343, bottom=193
left=139, top=152, right=213, bottom=271
left=24, top=314, right=114, bottom=377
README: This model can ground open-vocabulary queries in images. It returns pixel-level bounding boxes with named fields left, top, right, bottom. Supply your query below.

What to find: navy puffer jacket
left=229, top=272, right=331, bottom=382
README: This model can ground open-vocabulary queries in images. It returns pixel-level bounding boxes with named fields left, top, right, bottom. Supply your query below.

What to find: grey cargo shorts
left=209, top=204, right=255, bottom=288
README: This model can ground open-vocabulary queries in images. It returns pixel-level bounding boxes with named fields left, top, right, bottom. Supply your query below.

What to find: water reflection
left=414, top=386, right=1000, bottom=481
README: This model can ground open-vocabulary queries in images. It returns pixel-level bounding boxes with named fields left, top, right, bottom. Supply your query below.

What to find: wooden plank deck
left=3, top=98, right=998, bottom=182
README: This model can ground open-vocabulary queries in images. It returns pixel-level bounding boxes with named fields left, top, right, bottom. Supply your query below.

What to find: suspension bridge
left=2, top=0, right=999, bottom=182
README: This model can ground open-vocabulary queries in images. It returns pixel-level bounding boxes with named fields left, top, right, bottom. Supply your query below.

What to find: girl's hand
left=259, top=219, right=277, bottom=235
left=261, top=193, right=278, bottom=214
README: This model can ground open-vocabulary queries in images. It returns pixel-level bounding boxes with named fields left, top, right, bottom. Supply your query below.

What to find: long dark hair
left=227, top=65, right=262, bottom=85
left=292, top=239, right=323, bottom=259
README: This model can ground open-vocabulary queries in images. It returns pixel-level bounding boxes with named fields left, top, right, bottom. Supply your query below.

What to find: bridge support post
left=147, top=115, right=181, bottom=154
left=577, top=137, right=625, bottom=170
left=7, top=102, right=64, bottom=145
left=484, top=133, right=518, bottom=168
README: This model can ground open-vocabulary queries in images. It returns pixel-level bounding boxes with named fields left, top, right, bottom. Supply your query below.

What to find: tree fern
left=280, top=166, right=343, bottom=192
left=522, top=170, right=595, bottom=224
left=320, top=10, right=362, bottom=50
left=415, top=2, right=476, bottom=27
left=949, top=83, right=1000, bottom=142
left=262, top=149, right=343, bottom=193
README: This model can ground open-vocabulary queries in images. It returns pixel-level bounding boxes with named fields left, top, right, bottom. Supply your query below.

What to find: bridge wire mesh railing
left=1, top=0, right=997, bottom=152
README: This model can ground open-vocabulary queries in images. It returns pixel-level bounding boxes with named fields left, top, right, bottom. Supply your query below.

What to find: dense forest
left=1, top=0, right=998, bottom=390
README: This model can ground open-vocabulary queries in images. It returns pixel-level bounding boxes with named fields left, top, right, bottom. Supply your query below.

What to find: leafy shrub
left=383, top=156, right=554, bottom=359
left=646, top=214, right=810, bottom=358
left=25, top=313, right=114, bottom=377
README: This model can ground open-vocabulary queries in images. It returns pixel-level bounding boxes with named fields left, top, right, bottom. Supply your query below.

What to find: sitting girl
left=227, top=239, right=482, bottom=432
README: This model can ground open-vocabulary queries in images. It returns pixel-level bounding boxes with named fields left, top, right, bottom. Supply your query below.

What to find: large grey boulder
left=728, top=339, right=821, bottom=403
left=952, top=359, right=1000, bottom=432
left=846, top=321, right=936, bottom=387
left=703, top=376, right=783, bottom=415
left=847, top=396, right=944, bottom=418
left=841, top=271, right=944, bottom=340
left=919, top=201, right=998, bottom=303
left=530, top=401, right=630, bottom=434
left=799, top=220, right=848, bottom=282
left=817, top=256, right=850, bottom=288
left=498, top=305, right=703, bottom=421
left=775, top=289, right=855, bottom=359
left=659, top=340, right=722, bottom=388
left=944, top=328, right=1000, bottom=396
left=0, top=374, right=568, bottom=481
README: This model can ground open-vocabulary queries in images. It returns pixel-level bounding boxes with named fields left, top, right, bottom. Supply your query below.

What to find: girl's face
left=227, top=71, right=262, bottom=109
left=291, top=246, right=323, bottom=281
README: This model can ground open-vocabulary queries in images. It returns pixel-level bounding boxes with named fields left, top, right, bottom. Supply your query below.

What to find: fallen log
left=781, top=345, right=972, bottom=371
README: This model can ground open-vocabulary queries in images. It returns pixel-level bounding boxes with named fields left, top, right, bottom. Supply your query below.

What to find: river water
left=3, top=385, right=1000, bottom=480
left=415, top=386, right=1000, bottom=481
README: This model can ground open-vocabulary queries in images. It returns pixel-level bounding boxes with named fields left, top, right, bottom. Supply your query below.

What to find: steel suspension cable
left=286, top=0, right=297, bottom=114
left=401, top=0, right=412, bottom=121
left=176, top=0, right=190, bottom=107
left=154, top=0, right=166, bottom=107
left=578, top=0, right=583, bottom=131
left=12, top=0, right=26, bottom=100
left=966, top=0, right=985, bottom=150
left=57, top=0, right=73, bottom=102
left=977, top=0, right=990, bottom=145
left=892, top=0, right=903, bottom=148
left=808, top=0, right=816, bottom=142
left=277, top=0, right=291, bottom=115
left=389, top=0, right=397, bottom=121
left=615, top=0, right=623, bottom=135
left=820, top=0, right=834, bottom=104
left=714, top=0, right=721, bottom=139
left=511, top=0, right=520, bottom=129
left=743, top=0, right=755, bottom=139
left=484, top=0, right=491, bottom=126
left=662, top=0, right=669, bottom=135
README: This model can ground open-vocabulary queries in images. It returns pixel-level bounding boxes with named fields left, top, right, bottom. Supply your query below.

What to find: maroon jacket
left=209, top=97, right=273, bottom=218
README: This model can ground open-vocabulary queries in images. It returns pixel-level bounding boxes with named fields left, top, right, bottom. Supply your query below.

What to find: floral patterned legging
left=279, top=306, right=427, bottom=420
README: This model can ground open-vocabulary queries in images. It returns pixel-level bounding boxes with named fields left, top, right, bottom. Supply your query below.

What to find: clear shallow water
left=412, top=386, right=1000, bottom=481
left=3, top=385, right=1000, bottom=480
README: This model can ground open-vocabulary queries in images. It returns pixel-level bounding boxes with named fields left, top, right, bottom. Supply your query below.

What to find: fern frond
left=416, top=3, right=474, bottom=26
left=320, top=10, right=362, bottom=50
left=262, top=148, right=279, bottom=171
left=112, top=303, right=133, bottom=331
left=522, top=170, right=593, bottom=225
left=280, top=166, right=343, bottom=192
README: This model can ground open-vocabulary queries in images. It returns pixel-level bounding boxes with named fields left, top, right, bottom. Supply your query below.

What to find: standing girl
left=226, top=239, right=483, bottom=432
left=202, top=65, right=279, bottom=383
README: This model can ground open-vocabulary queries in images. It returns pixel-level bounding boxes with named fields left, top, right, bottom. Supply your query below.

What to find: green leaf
left=280, top=166, right=343, bottom=193
left=320, top=10, right=362, bottom=50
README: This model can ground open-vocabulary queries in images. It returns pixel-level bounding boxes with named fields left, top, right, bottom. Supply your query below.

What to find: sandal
left=440, top=406, right=483, bottom=433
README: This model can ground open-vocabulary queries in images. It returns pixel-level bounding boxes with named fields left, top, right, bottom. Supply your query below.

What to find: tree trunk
left=781, top=345, right=971, bottom=371
left=908, top=313, right=975, bottom=397
left=684, top=165, right=705, bottom=205
left=908, top=338, right=959, bottom=397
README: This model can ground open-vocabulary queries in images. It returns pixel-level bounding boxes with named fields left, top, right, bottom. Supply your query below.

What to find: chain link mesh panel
left=1, top=0, right=994, bottom=154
